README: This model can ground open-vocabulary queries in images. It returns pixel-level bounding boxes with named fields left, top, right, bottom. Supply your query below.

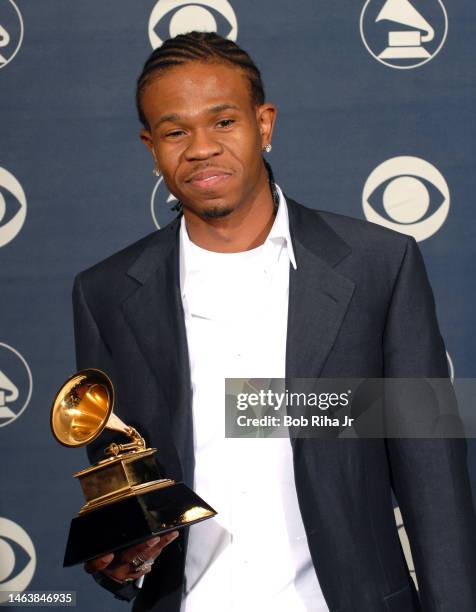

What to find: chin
left=201, top=205, right=234, bottom=219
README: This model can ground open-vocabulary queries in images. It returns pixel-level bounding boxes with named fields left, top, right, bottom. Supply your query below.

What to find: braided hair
left=136, top=31, right=265, bottom=129
left=136, top=31, right=278, bottom=213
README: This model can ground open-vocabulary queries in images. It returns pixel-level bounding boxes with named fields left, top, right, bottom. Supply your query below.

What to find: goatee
left=202, top=206, right=234, bottom=219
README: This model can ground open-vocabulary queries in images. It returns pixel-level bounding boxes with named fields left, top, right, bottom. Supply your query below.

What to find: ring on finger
left=130, top=554, right=148, bottom=569
left=131, top=558, right=154, bottom=572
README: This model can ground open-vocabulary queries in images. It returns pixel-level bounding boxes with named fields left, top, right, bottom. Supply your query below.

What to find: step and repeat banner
left=0, top=1, right=474, bottom=609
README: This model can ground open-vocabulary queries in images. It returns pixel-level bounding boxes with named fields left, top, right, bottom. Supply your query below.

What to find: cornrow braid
left=136, top=31, right=265, bottom=129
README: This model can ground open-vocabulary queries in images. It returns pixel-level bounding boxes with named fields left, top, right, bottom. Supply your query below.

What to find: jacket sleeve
left=383, top=237, right=476, bottom=610
left=72, top=273, right=140, bottom=602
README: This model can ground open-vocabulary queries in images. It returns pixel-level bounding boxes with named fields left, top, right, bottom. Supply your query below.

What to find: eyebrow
left=153, top=104, right=241, bottom=129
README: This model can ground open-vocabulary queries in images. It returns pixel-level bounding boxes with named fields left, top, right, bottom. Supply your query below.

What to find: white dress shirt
left=179, top=185, right=328, bottom=612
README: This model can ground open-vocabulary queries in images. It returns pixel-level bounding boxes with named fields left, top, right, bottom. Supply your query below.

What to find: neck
left=182, top=176, right=277, bottom=253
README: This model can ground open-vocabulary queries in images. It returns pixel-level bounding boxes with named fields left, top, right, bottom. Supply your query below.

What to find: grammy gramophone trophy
left=50, top=368, right=216, bottom=567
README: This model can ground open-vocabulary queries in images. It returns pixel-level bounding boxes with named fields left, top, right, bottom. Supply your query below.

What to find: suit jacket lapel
left=119, top=198, right=355, bottom=475
left=285, top=198, right=355, bottom=380
left=121, top=216, right=193, bottom=479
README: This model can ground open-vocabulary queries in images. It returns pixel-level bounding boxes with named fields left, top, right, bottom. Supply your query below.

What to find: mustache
left=185, top=164, right=233, bottom=182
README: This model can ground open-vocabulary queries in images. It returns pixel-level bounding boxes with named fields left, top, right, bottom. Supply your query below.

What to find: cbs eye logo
left=0, top=0, right=23, bottom=69
left=360, top=0, right=448, bottom=69
left=0, top=517, right=36, bottom=602
left=148, top=0, right=238, bottom=49
left=0, top=167, right=26, bottom=247
left=362, top=156, right=450, bottom=242
left=151, top=176, right=181, bottom=230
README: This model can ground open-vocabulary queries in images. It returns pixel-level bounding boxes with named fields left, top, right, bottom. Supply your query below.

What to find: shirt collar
left=267, top=183, right=297, bottom=271
left=179, top=183, right=297, bottom=295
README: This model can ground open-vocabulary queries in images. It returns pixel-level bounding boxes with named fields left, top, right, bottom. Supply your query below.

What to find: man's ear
left=140, top=129, right=160, bottom=173
left=256, top=103, right=277, bottom=148
left=140, top=129, right=154, bottom=154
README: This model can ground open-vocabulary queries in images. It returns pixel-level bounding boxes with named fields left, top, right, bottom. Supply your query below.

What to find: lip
left=186, top=169, right=232, bottom=190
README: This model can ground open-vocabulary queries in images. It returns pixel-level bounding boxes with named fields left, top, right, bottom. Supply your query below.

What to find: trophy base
left=63, top=481, right=216, bottom=566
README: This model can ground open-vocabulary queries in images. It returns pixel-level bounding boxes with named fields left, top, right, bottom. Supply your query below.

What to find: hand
left=84, top=531, right=179, bottom=584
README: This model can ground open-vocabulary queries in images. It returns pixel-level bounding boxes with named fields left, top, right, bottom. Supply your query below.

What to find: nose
left=184, top=128, right=222, bottom=161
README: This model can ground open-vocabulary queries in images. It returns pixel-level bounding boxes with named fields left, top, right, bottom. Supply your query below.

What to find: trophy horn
left=50, top=368, right=144, bottom=454
left=51, top=368, right=217, bottom=567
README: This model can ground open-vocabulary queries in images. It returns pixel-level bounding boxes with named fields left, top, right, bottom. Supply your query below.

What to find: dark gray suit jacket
left=73, top=197, right=476, bottom=611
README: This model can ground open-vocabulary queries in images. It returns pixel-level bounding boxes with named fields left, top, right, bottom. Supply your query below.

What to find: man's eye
left=166, top=130, right=184, bottom=138
left=217, top=119, right=234, bottom=128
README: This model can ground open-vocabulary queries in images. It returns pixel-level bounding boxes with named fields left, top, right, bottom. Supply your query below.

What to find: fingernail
left=147, top=536, right=161, bottom=547
left=169, top=531, right=179, bottom=540
left=98, top=553, right=114, bottom=568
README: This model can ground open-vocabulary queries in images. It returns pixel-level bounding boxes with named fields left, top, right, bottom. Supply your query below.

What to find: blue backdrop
left=0, top=1, right=474, bottom=608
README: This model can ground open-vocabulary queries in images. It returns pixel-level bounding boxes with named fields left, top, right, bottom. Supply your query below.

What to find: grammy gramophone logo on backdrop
left=151, top=176, right=180, bottom=230
left=148, top=0, right=238, bottom=49
left=360, top=0, right=448, bottom=69
left=0, top=343, right=32, bottom=428
left=0, top=0, right=23, bottom=69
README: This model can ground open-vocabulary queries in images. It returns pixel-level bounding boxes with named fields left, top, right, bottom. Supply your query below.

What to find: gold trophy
left=50, top=368, right=216, bottom=567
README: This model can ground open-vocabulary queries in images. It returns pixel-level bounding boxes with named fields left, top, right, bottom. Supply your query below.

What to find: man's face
left=140, top=61, right=276, bottom=219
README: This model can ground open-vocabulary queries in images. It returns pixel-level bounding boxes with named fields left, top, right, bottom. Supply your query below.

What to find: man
left=74, top=32, right=476, bottom=611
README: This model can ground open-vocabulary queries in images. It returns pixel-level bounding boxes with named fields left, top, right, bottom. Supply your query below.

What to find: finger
left=126, top=564, right=154, bottom=580
left=84, top=553, right=114, bottom=573
left=119, top=531, right=178, bottom=565
left=105, top=561, right=154, bottom=583
left=114, top=532, right=179, bottom=580
left=119, top=536, right=162, bottom=564
left=148, top=531, right=179, bottom=558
